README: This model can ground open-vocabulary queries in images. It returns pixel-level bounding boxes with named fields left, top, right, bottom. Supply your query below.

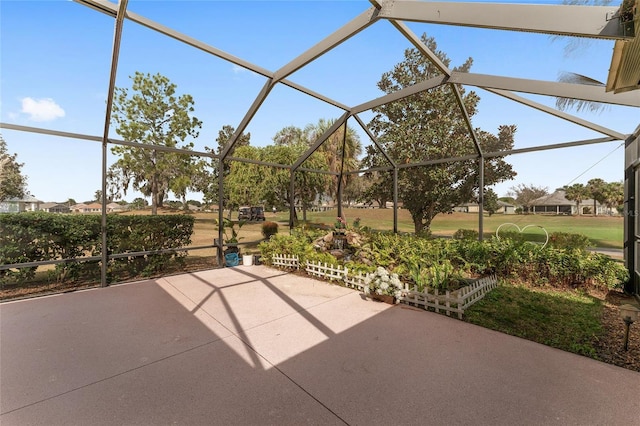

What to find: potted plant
left=220, top=218, right=245, bottom=266
left=364, top=267, right=404, bottom=304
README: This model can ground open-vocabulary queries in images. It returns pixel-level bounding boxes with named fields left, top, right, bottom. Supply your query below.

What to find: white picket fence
left=400, top=275, right=498, bottom=319
left=270, top=254, right=498, bottom=318
left=343, top=272, right=368, bottom=292
left=271, top=254, right=300, bottom=269
left=305, top=261, right=348, bottom=282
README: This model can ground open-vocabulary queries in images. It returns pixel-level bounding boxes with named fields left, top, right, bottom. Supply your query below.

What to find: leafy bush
left=258, top=233, right=316, bottom=265
left=260, top=225, right=628, bottom=292
left=0, top=213, right=193, bottom=285
left=548, top=232, right=592, bottom=251
left=453, top=229, right=479, bottom=240
left=261, top=221, right=279, bottom=239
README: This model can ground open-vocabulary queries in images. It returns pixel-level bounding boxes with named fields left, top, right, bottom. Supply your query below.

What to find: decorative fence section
left=270, top=253, right=498, bottom=320
left=271, top=254, right=300, bottom=270
left=459, top=275, right=498, bottom=310
left=305, top=261, right=348, bottom=282
left=343, top=272, right=368, bottom=292
left=399, top=275, right=498, bottom=319
left=400, top=287, right=463, bottom=318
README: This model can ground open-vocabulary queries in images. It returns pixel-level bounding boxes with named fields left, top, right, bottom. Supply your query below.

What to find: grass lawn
left=464, top=282, right=603, bottom=357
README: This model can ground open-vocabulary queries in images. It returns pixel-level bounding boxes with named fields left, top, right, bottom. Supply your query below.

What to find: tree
left=0, top=135, right=28, bottom=201
left=202, top=124, right=251, bottom=208
left=109, top=72, right=202, bottom=215
left=601, top=181, right=624, bottom=215
left=587, top=178, right=606, bottom=216
left=224, top=145, right=265, bottom=210
left=303, top=119, right=362, bottom=203
left=365, top=35, right=516, bottom=233
left=509, top=183, right=548, bottom=213
left=260, top=142, right=329, bottom=221
left=131, top=197, right=148, bottom=210
left=484, top=188, right=500, bottom=216
left=564, top=183, right=590, bottom=215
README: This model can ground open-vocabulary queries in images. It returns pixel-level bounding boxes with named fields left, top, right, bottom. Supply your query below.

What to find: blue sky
left=1, top=0, right=638, bottom=203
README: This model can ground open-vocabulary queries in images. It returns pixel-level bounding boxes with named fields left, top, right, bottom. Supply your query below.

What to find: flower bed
left=271, top=254, right=497, bottom=318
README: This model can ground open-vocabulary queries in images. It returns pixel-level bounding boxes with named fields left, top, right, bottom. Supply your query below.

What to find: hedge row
left=259, top=228, right=629, bottom=291
left=0, top=212, right=194, bottom=283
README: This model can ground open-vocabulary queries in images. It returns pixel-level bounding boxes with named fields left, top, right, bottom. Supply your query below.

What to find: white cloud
left=231, top=64, right=246, bottom=74
left=20, top=97, right=65, bottom=122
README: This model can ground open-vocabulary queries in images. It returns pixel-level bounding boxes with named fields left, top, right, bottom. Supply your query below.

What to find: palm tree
left=303, top=119, right=362, bottom=204
left=587, top=178, right=606, bottom=216
left=564, top=183, right=590, bottom=215
left=601, top=181, right=624, bottom=215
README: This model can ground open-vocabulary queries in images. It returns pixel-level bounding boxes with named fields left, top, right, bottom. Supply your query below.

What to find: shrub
left=453, top=228, right=479, bottom=240
left=0, top=213, right=194, bottom=285
left=261, top=221, right=279, bottom=239
left=548, top=232, right=592, bottom=251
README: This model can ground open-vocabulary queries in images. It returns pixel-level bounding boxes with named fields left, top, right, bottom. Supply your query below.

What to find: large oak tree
left=365, top=35, right=516, bottom=233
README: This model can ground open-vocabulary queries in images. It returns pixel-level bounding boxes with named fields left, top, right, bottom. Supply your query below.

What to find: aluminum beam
left=351, top=74, right=449, bottom=114
left=73, top=0, right=348, bottom=112
left=352, top=114, right=396, bottom=168
left=451, top=72, right=640, bottom=107
left=0, top=123, right=218, bottom=158
left=273, top=7, right=379, bottom=82
left=220, top=79, right=275, bottom=160
left=486, top=88, right=627, bottom=140
left=292, top=111, right=350, bottom=171
left=378, top=1, right=626, bottom=39
left=99, top=0, right=128, bottom=287
left=389, top=19, right=450, bottom=76
left=452, top=84, right=482, bottom=156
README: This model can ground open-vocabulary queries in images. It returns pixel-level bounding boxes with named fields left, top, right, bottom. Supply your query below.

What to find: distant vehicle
left=250, top=206, right=265, bottom=221
left=238, top=206, right=265, bottom=221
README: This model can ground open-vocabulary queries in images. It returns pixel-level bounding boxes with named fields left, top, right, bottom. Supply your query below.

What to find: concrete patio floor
left=1, top=265, right=638, bottom=425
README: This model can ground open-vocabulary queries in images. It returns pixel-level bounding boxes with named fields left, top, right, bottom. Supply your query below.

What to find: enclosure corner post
left=289, top=169, right=296, bottom=232
left=478, top=156, right=484, bottom=241
left=393, top=167, right=399, bottom=233
left=217, top=158, right=225, bottom=267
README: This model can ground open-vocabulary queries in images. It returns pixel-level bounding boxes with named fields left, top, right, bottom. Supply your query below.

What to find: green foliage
left=259, top=223, right=627, bottom=292
left=564, top=183, right=589, bottom=215
left=109, top=72, right=203, bottom=215
left=221, top=218, right=244, bottom=244
left=258, top=233, right=316, bottom=266
left=483, top=188, right=500, bottom=216
left=0, top=213, right=193, bottom=285
left=548, top=232, right=591, bottom=250
left=364, top=34, right=516, bottom=234
left=452, top=228, right=479, bottom=240
left=105, top=215, right=194, bottom=278
left=0, top=135, right=28, bottom=201
left=261, top=221, right=278, bottom=239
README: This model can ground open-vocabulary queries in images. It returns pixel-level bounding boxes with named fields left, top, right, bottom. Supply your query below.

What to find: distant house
left=106, top=202, right=126, bottom=213
left=530, top=189, right=604, bottom=215
left=71, top=203, right=102, bottom=214
left=0, top=195, right=43, bottom=213
left=454, top=201, right=515, bottom=214
left=40, top=202, right=71, bottom=214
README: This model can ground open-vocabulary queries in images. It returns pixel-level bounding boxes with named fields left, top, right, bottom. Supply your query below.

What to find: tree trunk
left=151, top=178, right=158, bottom=216
left=593, top=200, right=597, bottom=216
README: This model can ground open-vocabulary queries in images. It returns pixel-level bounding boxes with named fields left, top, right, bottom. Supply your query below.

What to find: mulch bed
left=594, top=290, right=640, bottom=372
